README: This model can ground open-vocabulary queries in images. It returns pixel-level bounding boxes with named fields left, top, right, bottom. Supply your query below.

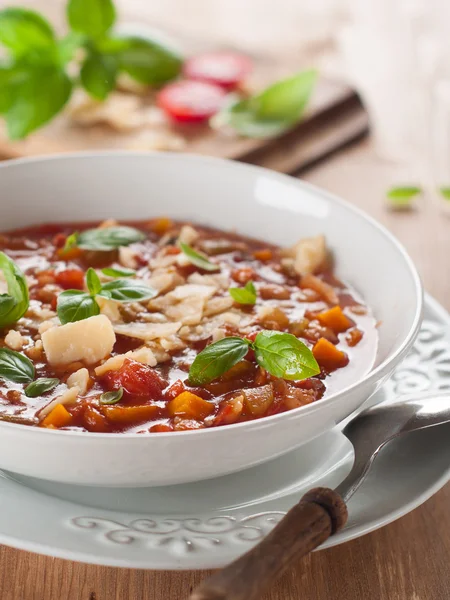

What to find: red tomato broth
left=0, top=219, right=378, bottom=433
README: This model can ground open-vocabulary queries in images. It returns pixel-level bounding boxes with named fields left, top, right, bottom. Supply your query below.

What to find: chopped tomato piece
left=41, top=404, right=72, bottom=428
left=312, top=338, right=349, bottom=371
left=168, top=391, right=215, bottom=420
left=55, top=269, right=85, bottom=290
left=157, top=80, right=227, bottom=123
left=84, top=406, right=109, bottom=432
left=173, top=418, right=205, bottom=431
left=104, top=359, right=166, bottom=399
left=253, top=249, right=273, bottom=262
left=183, top=51, right=252, bottom=90
left=214, top=395, right=244, bottom=426
left=164, top=379, right=186, bottom=401
left=242, top=384, right=274, bottom=416
left=103, top=404, right=161, bottom=424
left=317, top=306, right=353, bottom=333
left=231, top=267, right=256, bottom=284
left=150, top=423, right=174, bottom=433
left=346, top=328, right=364, bottom=347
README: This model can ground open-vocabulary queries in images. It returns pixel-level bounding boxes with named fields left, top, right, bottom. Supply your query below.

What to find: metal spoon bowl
left=191, top=391, right=450, bottom=600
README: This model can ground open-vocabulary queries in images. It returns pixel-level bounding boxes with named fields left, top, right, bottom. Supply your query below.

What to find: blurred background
left=1, top=0, right=450, bottom=209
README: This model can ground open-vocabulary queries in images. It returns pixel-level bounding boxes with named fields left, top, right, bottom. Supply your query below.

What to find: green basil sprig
left=100, top=387, right=123, bottom=405
left=229, top=281, right=257, bottom=305
left=57, top=267, right=156, bottom=324
left=25, top=377, right=60, bottom=398
left=213, top=69, right=317, bottom=139
left=0, top=251, right=29, bottom=328
left=188, top=330, right=320, bottom=385
left=0, top=347, right=35, bottom=383
left=179, top=242, right=220, bottom=272
left=0, top=0, right=183, bottom=139
left=101, top=266, right=135, bottom=277
left=76, top=226, right=145, bottom=251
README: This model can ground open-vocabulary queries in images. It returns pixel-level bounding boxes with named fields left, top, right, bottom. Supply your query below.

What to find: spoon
left=190, top=391, right=450, bottom=600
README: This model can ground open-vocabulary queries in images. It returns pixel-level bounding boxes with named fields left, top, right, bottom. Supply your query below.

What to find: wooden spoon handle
left=190, top=487, right=347, bottom=600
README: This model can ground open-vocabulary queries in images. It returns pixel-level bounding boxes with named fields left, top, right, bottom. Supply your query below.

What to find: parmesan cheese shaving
left=39, top=386, right=79, bottom=419
left=113, top=321, right=182, bottom=341
left=42, top=315, right=116, bottom=366
left=67, top=368, right=90, bottom=394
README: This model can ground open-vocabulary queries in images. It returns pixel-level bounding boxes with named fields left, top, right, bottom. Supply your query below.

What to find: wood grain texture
left=191, top=488, right=347, bottom=600
left=0, top=140, right=449, bottom=600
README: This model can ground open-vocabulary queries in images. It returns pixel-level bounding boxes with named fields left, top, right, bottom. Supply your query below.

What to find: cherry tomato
left=183, top=51, right=252, bottom=89
left=157, top=80, right=227, bottom=123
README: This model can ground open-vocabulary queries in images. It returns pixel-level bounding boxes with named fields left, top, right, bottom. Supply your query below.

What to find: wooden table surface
left=0, top=138, right=449, bottom=600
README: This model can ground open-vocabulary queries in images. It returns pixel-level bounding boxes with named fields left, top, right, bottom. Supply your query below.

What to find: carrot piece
left=103, top=404, right=160, bottom=424
left=150, top=423, right=174, bottom=433
left=253, top=249, right=273, bottom=262
left=317, top=306, right=352, bottom=333
left=169, top=391, right=215, bottom=419
left=312, top=338, right=349, bottom=371
left=346, top=328, right=364, bottom=347
left=149, top=217, right=173, bottom=235
left=41, top=404, right=73, bottom=428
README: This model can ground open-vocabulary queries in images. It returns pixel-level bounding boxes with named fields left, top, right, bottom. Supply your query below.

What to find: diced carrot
left=312, top=338, right=349, bottom=371
left=84, top=406, right=109, bottom=432
left=253, top=249, right=273, bottom=262
left=41, top=404, right=73, bottom=428
left=242, top=384, right=274, bottom=416
left=168, top=391, right=215, bottom=420
left=103, top=404, right=161, bottom=424
left=57, top=246, right=83, bottom=260
left=149, top=217, right=173, bottom=235
left=317, top=306, right=353, bottom=333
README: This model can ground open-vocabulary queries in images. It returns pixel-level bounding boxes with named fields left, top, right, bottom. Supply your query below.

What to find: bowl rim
left=0, top=151, right=424, bottom=439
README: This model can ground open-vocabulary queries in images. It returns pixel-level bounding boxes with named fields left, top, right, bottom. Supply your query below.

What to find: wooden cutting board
left=0, top=61, right=368, bottom=175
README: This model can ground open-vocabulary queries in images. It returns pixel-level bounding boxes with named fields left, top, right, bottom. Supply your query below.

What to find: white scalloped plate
left=0, top=294, right=449, bottom=570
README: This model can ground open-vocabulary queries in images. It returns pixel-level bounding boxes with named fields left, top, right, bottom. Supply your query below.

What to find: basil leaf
left=99, top=279, right=157, bottom=302
left=25, top=377, right=59, bottom=398
left=188, top=337, right=250, bottom=385
left=0, top=8, right=56, bottom=56
left=57, top=290, right=100, bottom=324
left=80, top=50, right=117, bottom=100
left=116, top=36, right=182, bottom=85
left=4, top=65, right=72, bottom=139
left=58, top=32, right=84, bottom=65
left=439, top=187, right=450, bottom=200
left=101, top=266, right=136, bottom=278
left=386, top=186, right=421, bottom=208
left=67, top=0, right=116, bottom=38
left=179, top=242, right=220, bottom=272
left=0, top=66, right=24, bottom=114
left=216, top=69, right=317, bottom=139
left=254, top=331, right=320, bottom=380
left=0, top=251, right=29, bottom=328
left=86, top=268, right=102, bottom=296
left=77, top=226, right=145, bottom=251
left=61, top=232, right=79, bottom=254
left=0, top=348, right=35, bottom=383
left=100, top=387, right=123, bottom=405
left=229, top=281, right=257, bottom=305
